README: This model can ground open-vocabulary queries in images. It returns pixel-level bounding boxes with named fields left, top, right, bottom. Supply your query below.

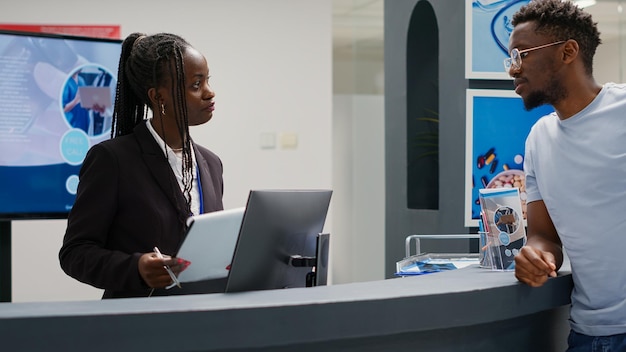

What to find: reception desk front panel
left=0, top=264, right=573, bottom=351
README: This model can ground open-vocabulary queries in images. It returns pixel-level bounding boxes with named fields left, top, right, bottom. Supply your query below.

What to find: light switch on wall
left=259, top=132, right=276, bottom=149
left=280, top=132, right=298, bottom=149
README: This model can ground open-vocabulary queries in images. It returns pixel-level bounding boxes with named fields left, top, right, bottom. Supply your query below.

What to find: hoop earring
left=160, top=104, right=166, bottom=116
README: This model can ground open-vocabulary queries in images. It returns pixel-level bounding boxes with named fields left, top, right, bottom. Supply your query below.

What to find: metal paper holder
left=404, top=234, right=480, bottom=258
left=396, top=234, right=481, bottom=275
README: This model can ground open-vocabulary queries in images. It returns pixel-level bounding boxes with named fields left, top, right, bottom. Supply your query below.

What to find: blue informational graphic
left=466, top=0, right=530, bottom=79
left=465, top=89, right=554, bottom=226
left=0, top=31, right=121, bottom=218
left=65, top=175, right=80, bottom=195
left=499, top=232, right=511, bottom=246
left=60, top=129, right=90, bottom=165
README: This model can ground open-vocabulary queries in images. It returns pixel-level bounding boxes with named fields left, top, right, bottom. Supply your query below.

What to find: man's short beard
left=523, top=76, right=567, bottom=111
left=523, top=91, right=549, bottom=110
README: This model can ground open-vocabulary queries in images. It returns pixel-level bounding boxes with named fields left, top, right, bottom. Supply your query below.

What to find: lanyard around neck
left=197, top=165, right=204, bottom=215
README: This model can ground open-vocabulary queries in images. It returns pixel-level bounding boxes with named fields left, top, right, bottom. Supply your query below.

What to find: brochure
left=478, top=187, right=526, bottom=270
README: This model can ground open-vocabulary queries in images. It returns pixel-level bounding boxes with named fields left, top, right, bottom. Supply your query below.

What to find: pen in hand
left=153, top=246, right=181, bottom=289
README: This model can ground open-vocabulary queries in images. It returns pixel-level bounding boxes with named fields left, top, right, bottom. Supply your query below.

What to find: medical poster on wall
left=465, top=0, right=530, bottom=79
left=464, top=89, right=553, bottom=227
left=0, top=27, right=121, bottom=217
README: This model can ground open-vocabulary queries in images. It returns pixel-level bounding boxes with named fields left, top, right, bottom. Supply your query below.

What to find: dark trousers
left=567, top=330, right=626, bottom=352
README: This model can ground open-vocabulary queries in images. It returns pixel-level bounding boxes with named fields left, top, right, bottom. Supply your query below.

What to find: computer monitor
left=225, top=189, right=332, bottom=293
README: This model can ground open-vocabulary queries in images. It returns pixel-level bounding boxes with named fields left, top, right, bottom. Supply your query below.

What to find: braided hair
left=512, top=0, right=601, bottom=76
left=112, top=32, right=195, bottom=214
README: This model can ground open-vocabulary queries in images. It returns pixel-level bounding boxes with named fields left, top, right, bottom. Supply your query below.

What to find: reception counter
left=0, top=263, right=573, bottom=351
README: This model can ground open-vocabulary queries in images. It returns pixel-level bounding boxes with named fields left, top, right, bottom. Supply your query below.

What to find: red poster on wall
left=0, top=24, right=120, bottom=39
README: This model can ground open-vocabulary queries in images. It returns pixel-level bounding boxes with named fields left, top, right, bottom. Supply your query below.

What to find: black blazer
left=59, top=121, right=224, bottom=298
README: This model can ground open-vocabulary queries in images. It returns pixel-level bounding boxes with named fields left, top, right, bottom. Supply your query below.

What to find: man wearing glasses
left=507, top=1, right=626, bottom=351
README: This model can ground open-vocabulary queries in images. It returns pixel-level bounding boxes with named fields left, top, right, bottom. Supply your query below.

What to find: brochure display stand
left=396, top=234, right=481, bottom=276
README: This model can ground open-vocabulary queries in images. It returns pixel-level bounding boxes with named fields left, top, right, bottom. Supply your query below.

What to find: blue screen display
left=0, top=31, right=121, bottom=219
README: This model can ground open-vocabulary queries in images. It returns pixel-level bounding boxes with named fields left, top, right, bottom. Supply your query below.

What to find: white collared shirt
left=145, top=120, right=201, bottom=216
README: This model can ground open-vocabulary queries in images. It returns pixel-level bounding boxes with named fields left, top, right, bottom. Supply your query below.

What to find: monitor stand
left=289, top=233, right=330, bottom=287
left=0, top=221, right=11, bottom=302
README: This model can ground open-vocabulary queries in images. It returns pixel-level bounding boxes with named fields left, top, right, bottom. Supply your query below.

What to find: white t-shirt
left=524, top=82, right=626, bottom=336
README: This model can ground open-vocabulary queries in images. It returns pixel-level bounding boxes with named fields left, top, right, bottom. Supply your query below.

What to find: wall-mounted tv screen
left=0, top=30, right=121, bottom=220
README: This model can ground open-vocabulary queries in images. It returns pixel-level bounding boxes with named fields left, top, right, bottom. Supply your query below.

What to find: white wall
left=595, top=37, right=623, bottom=84
left=2, top=0, right=348, bottom=302
left=333, top=60, right=385, bottom=95
left=332, top=95, right=385, bottom=283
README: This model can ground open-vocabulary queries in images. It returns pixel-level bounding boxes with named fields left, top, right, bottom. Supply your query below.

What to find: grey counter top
left=0, top=264, right=573, bottom=351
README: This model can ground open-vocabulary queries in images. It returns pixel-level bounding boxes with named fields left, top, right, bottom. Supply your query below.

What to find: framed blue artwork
left=464, top=89, right=554, bottom=227
left=465, top=0, right=531, bottom=80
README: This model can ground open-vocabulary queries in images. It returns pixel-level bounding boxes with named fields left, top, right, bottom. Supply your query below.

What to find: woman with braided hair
left=59, top=32, right=224, bottom=298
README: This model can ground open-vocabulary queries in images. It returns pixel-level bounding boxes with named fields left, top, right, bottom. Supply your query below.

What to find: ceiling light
left=573, top=0, right=597, bottom=8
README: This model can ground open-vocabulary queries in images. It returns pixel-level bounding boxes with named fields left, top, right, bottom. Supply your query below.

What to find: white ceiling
left=332, top=0, right=383, bottom=61
left=332, top=0, right=625, bottom=61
